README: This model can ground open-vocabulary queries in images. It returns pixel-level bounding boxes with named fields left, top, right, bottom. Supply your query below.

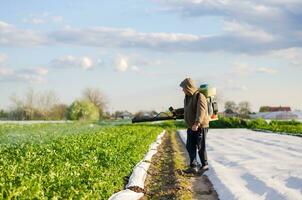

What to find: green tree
left=82, top=87, right=107, bottom=119
left=0, top=109, right=8, bottom=119
left=67, top=100, right=99, bottom=121
left=259, top=106, right=269, bottom=112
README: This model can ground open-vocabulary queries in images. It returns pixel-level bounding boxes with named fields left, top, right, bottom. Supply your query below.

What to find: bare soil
left=141, top=131, right=219, bottom=200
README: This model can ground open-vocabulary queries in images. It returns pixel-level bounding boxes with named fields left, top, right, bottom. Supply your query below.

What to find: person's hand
left=192, top=124, right=199, bottom=131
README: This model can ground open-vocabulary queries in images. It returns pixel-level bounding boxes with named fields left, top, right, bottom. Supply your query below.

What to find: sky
left=0, top=0, right=302, bottom=113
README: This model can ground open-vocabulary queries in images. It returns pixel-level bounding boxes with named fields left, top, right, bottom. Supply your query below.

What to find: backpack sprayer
left=132, top=84, right=219, bottom=123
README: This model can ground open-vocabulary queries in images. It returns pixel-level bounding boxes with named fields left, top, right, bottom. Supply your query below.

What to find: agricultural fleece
left=179, top=78, right=209, bottom=128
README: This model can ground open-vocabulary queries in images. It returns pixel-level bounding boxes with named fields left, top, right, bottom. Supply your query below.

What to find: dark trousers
left=186, top=128, right=208, bottom=167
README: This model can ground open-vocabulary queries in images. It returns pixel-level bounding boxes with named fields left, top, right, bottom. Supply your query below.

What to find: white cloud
left=0, top=54, right=49, bottom=83
left=152, top=0, right=302, bottom=53
left=1, top=15, right=301, bottom=54
left=114, top=56, right=129, bottom=72
left=223, top=21, right=275, bottom=42
left=80, top=57, right=94, bottom=70
left=270, top=48, right=302, bottom=68
left=256, top=67, right=278, bottom=74
left=35, top=67, right=49, bottom=75
left=51, top=55, right=95, bottom=70
left=0, top=21, right=48, bottom=46
left=0, top=67, right=47, bottom=83
left=113, top=55, right=144, bottom=72
left=47, top=25, right=300, bottom=53
left=0, top=67, right=14, bottom=76
left=50, top=26, right=202, bottom=52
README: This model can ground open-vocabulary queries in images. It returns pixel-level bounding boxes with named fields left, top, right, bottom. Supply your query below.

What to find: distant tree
left=102, top=111, right=111, bottom=119
left=0, top=109, right=8, bottom=119
left=113, top=111, right=124, bottom=119
left=49, top=104, right=69, bottom=120
left=238, top=101, right=252, bottom=118
left=134, top=111, right=144, bottom=118
left=224, top=101, right=237, bottom=113
left=10, top=93, right=27, bottom=120
left=9, top=88, right=60, bottom=120
left=82, top=87, right=107, bottom=118
left=67, top=100, right=99, bottom=121
left=259, top=106, right=270, bottom=112
left=36, top=90, right=59, bottom=118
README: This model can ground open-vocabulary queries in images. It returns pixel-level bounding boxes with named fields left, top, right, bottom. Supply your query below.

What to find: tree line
left=0, top=88, right=108, bottom=121
left=0, top=88, right=160, bottom=121
left=224, top=100, right=253, bottom=118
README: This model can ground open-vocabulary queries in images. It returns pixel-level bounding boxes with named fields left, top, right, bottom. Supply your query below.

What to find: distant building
left=223, top=109, right=238, bottom=117
left=259, top=106, right=291, bottom=112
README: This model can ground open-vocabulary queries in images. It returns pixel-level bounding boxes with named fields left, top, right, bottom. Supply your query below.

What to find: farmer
left=180, top=78, right=209, bottom=173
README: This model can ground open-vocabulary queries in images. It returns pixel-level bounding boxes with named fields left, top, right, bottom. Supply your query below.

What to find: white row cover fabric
left=156, top=131, right=165, bottom=140
left=126, top=161, right=151, bottom=189
left=108, top=189, right=144, bottom=200
left=143, top=149, right=158, bottom=162
left=108, top=130, right=166, bottom=200
left=149, top=142, right=160, bottom=150
left=149, top=130, right=166, bottom=150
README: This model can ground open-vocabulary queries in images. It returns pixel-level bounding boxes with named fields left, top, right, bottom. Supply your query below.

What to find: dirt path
left=141, top=131, right=218, bottom=200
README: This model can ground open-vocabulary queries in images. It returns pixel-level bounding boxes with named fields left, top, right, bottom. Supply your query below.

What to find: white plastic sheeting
left=108, top=189, right=144, bottom=200
left=143, top=149, right=158, bottom=162
left=178, top=129, right=302, bottom=200
left=149, top=142, right=160, bottom=150
left=108, top=130, right=166, bottom=200
left=126, top=161, right=151, bottom=189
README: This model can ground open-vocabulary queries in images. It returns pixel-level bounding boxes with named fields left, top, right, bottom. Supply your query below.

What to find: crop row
left=173, top=117, right=302, bottom=135
left=0, top=123, right=162, bottom=199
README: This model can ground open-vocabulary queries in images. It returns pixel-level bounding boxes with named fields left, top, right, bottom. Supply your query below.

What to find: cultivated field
left=0, top=122, right=162, bottom=199
left=1, top=120, right=302, bottom=199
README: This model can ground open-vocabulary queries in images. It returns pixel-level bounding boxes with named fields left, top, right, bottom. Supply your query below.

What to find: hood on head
left=180, top=78, right=198, bottom=96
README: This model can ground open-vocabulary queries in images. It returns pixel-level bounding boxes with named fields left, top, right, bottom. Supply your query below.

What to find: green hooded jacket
left=180, top=78, right=209, bottom=128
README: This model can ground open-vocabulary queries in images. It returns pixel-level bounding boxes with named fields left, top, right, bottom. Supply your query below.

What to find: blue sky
left=0, top=0, right=302, bottom=112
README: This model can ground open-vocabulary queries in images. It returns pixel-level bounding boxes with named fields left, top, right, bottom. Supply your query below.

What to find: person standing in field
left=180, top=78, right=209, bottom=174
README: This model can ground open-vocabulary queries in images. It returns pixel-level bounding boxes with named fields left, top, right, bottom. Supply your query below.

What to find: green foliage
left=259, top=106, right=270, bottom=112
left=206, top=116, right=302, bottom=135
left=246, top=118, right=269, bottom=129
left=264, top=120, right=302, bottom=135
left=209, top=116, right=247, bottom=128
left=67, top=100, right=99, bottom=121
left=0, top=123, right=162, bottom=199
left=0, top=110, right=8, bottom=119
